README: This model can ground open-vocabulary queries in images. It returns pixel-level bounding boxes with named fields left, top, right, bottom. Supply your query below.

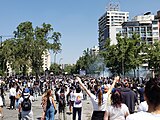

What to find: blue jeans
left=45, top=105, right=55, bottom=120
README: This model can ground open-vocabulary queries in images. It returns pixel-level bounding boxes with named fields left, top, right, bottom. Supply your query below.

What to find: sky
left=0, top=0, right=160, bottom=64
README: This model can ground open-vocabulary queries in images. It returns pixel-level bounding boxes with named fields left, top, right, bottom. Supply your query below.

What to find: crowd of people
left=0, top=75, right=159, bottom=120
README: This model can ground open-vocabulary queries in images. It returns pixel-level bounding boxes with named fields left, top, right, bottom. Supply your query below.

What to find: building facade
left=42, top=50, right=51, bottom=71
left=98, top=3, right=129, bottom=50
left=90, top=46, right=99, bottom=56
left=122, top=13, right=160, bottom=44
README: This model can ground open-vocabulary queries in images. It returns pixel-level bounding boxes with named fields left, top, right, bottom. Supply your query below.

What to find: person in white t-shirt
left=107, top=89, right=129, bottom=120
left=9, top=84, right=16, bottom=110
left=126, top=78, right=160, bottom=120
left=72, top=86, right=83, bottom=120
left=0, top=96, right=3, bottom=118
left=138, top=101, right=148, bottom=112
left=69, top=87, right=75, bottom=114
left=77, top=76, right=119, bottom=120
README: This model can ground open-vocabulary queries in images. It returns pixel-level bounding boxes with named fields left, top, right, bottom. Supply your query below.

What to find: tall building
left=90, top=46, right=99, bottom=56
left=42, top=50, right=51, bottom=71
left=122, top=12, right=160, bottom=44
left=98, top=3, right=129, bottom=50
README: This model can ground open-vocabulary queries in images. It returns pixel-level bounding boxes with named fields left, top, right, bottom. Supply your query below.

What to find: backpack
left=59, top=93, right=66, bottom=107
left=21, top=97, right=31, bottom=111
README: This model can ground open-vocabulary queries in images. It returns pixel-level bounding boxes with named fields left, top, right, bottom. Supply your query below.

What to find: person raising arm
left=76, top=76, right=119, bottom=120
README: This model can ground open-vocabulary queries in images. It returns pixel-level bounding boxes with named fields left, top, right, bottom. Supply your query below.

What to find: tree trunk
left=54, top=53, right=57, bottom=64
left=134, top=69, right=136, bottom=78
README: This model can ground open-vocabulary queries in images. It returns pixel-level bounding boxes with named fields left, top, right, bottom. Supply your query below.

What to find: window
left=141, top=27, right=145, bottom=32
left=147, top=27, right=152, bottom=32
left=147, top=32, right=152, bottom=36
left=141, top=33, right=146, bottom=37
left=128, top=27, right=133, bottom=32
left=135, top=27, right=139, bottom=31
left=122, top=28, right=127, bottom=32
left=152, top=21, right=158, bottom=24
left=153, top=32, right=158, bottom=36
left=153, top=27, right=158, bottom=30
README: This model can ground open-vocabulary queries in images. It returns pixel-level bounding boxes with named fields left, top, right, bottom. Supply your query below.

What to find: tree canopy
left=0, top=21, right=61, bottom=77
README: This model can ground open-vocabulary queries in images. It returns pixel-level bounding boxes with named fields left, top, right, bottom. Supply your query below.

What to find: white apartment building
left=42, top=50, right=51, bottom=71
left=98, top=3, right=129, bottom=50
left=90, top=46, right=99, bottom=56
left=122, top=13, right=160, bottom=44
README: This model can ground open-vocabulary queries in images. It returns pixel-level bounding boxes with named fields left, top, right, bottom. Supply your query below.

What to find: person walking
left=18, top=91, right=34, bottom=120
left=58, top=88, right=66, bottom=120
left=0, top=95, right=4, bottom=118
left=9, top=84, right=16, bottom=110
left=77, top=76, right=119, bottom=120
left=126, top=77, right=160, bottom=120
left=15, top=86, right=22, bottom=109
left=72, top=85, right=83, bottom=120
left=43, top=89, right=57, bottom=120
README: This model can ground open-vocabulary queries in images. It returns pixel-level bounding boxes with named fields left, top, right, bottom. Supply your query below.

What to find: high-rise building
left=90, top=46, right=99, bottom=56
left=122, top=12, right=160, bottom=44
left=98, top=3, right=129, bottom=50
left=42, top=49, right=51, bottom=71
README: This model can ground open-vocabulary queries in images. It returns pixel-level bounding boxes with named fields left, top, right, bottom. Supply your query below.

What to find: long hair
left=111, top=89, right=122, bottom=108
left=94, top=85, right=103, bottom=106
left=46, top=89, right=52, bottom=97
left=46, top=89, right=52, bottom=108
left=145, top=78, right=160, bottom=108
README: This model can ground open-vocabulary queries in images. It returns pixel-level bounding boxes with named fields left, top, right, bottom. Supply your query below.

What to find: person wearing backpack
left=18, top=92, right=34, bottom=120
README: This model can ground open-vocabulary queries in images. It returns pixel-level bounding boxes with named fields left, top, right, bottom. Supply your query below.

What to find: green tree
left=50, top=63, right=61, bottom=75
left=75, top=48, right=100, bottom=75
left=0, top=21, right=61, bottom=77
left=100, top=34, right=144, bottom=77
left=63, top=65, right=73, bottom=75
left=146, top=41, right=160, bottom=77
left=50, top=32, right=61, bottom=63
left=31, top=23, right=53, bottom=78
left=13, top=21, right=34, bottom=76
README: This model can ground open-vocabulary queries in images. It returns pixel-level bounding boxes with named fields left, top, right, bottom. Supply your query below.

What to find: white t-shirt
left=0, top=96, right=3, bottom=106
left=70, top=91, right=75, bottom=101
left=108, top=103, right=129, bottom=120
left=126, top=111, right=160, bottom=120
left=73, top=92, right=83, bottom=108
left=9, top=87, right=16, bottom=96
left=138, top=101, right=148, bottom=112
left=90, top=93, right=108, bottom=111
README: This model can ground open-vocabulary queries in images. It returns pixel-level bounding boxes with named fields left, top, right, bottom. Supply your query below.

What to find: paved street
left=2, top=94, right=92, bottom=120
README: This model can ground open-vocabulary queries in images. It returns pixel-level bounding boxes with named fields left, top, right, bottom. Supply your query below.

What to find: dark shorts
left=70, top=100, right=74, bottom=106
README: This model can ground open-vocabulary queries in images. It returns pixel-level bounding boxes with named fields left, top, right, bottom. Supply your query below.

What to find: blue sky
left=0, top=0, right=160, bottom=64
